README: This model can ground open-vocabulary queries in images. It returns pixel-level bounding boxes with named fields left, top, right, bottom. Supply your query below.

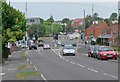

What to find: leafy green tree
left=85, top=15, right=92, bottom=29
left=2, top=2, right=26, bottom=59
left=104, top=18, right=110, bottom=26
left=110, top=13, right=118, bottom=21
left=46, top=15, right=54, bottom=24
left=62, top=18, right=70, bottom=24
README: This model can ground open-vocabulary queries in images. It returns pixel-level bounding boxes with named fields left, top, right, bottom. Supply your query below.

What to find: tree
left=2, top=2, right=26, bottom=59
left=104, top=18, right=110, bottom=26
left=93, top=13, right=99, bottom=21
left=62, top=18, right=70, bottom=24
left=85, top=15, right=92, bottom=29
left=46, top=15, right=54, bottom=24
left=110, top=13, right=118, bottom=21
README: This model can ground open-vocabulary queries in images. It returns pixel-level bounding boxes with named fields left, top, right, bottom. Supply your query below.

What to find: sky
left=8, top=2, right=118, bottom=21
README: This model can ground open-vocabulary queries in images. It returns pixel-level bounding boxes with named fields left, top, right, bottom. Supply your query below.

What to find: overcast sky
left=9, top=2, right=118, bottom=20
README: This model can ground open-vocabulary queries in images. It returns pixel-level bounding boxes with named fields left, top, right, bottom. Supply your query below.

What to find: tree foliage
left=2, top=2, right=27, bottom=59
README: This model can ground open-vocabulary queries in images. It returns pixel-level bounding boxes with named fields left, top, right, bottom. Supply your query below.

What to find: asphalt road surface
left=26, top=46, right=118, bottom=80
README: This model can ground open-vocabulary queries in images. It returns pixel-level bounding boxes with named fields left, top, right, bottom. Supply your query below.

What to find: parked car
left=93, top=46, right=118, bottom=60
left=43, top=44, right=51, bottom=49
left=88, top=46, right=94, bottom=57
left=29, top=44, right=37, bottom=50
left=61, top=45, right=75, bottom=56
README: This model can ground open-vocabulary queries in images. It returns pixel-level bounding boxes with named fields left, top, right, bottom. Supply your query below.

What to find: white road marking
left=8, top=68, right=16, bottom=71
left=77, top=64, right=85, bottom=67
left=70, top=62, right=76, bottom=64
left=34, top=66, right=38, bottom=71
left=88, top=68, right=98, bottom=73
left=29, top=61, right=33, bottom=65
left=65, top=59, right=69, bottom=62
left=41, top=74, right=47, bottom=80
left=0, top=73, right=5, bottom=76
left=103, top=73, right=118, bottom=79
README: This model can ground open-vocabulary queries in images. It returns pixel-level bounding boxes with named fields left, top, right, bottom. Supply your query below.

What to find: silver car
left=43, top=44, right=51, bottom=49
left=61, top=45, right=75, bottom=56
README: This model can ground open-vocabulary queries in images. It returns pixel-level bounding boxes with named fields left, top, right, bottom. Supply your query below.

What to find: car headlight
left=103, top=54, right=107, bottom=56
left=91, top=51, right=93, bottom=53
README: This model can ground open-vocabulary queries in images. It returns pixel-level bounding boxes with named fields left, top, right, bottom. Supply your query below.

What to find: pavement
left=1, top=50, right=43, bottom=80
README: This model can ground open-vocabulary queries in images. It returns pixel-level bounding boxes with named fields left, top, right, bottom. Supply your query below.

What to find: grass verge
left=16, top=70, right=40, bottom=80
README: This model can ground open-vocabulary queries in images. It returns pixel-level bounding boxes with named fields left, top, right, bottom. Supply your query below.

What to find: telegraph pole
left=83, top=9, right=86, bottom=44
left=25, top=2, right=28, bottom=49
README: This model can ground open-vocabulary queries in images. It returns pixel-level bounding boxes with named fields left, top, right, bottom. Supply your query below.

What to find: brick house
left=110, top=21, right=119, bottom=46
left=71, top=18, right=84, bottom=28
left=85, top=21, right=108, bottom=42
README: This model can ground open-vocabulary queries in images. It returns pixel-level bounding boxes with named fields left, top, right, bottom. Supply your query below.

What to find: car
left=88, top=46, right=94, bottom=57
left=61, top=42, right=67, bottom=47
left=38, top=42, right=43, bottom=47
left=92, top=46, right=118, bottom=60
left=61, top=45, right=75, bottom=56
left=29, top=44, right=37, bottom=50
left=69, top=37, right=73, bottom=40
left=43, top=44, right=51, bottom=49
left=57, top=41, right=61, bottom=45
left=72, top=42, right=77, bottom=47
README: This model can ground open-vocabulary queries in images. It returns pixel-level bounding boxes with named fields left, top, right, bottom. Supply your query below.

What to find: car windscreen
left=101, top=47, right=114, bottom=51
left=64, top=46, right=74, bottom=49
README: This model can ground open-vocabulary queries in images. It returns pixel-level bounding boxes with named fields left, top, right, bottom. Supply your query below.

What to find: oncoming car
left=43, top=44, right=51, bottom=49
left=61, top=45, right=75, bottom=56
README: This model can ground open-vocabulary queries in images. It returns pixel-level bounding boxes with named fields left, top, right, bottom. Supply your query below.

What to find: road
left=26, top=43, right=118, bottom=80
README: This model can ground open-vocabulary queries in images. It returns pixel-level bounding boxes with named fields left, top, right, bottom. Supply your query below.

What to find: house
left=27, top=17, right=41, bottom=25
left=71, top=18, right=84, bottom=28
left=85, top=21, right=108, bottom=43
left=110, top=21, right=119, bottom=46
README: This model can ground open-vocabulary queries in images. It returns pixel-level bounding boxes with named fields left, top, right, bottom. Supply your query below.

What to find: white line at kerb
left=41, top=74, right=47, bottom=80
left=103, top=73, right=118, bottom=79
left=70, top=62, right=76, bottom=64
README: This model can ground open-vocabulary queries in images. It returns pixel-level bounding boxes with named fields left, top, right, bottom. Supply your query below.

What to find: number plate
left=107, top=55, right=113, bottom=57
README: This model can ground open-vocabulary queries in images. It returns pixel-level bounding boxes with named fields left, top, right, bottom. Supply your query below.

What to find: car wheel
left=99, top=56, right=102, bottom=60
left=114, top=57, right=117, bottom=60
left=63, top=54, right=65, bottom=56
left=73, top=54, right=75, bottom=56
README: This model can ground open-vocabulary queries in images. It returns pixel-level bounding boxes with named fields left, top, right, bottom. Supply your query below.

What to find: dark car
left=88, top=46, right=94, bottom=57
left=72, top=41, right=77, bottom=47
left=29, top=44, right=37, bottom=50
left=92, top=46, right=100, bottom=58
left=38, top=42, right=43, bottom=47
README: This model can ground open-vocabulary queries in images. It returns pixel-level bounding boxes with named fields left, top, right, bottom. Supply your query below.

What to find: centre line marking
left=103, top=73, right=118, bottom=79
left=88, top=68, right=98, bottom=73
left=77, top=64, right=85, bottom=68
left=70, top=62, right=75, bottom=64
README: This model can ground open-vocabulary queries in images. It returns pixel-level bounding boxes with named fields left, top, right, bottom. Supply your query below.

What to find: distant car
left=43, top=44, right=50, bottom=49
left=38, top=42, right=43, bottom=47
left=69, top=37, right=73, bottom=40
left=72, top=42, right=77, bottom=47
left=29, top=44, right=37, bottom=50
left=57, top=41, right=61, bottom=45
left=93, top=46, right=118, bottom=60
left=61, top=42, right=67, bottom=47
left=88, top=46, right=94, bottom=57
left=61, top=45, right=75, bottom=56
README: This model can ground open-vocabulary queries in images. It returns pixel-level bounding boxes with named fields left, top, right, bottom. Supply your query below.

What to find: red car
left=96, top=46, right=118, bottom=60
